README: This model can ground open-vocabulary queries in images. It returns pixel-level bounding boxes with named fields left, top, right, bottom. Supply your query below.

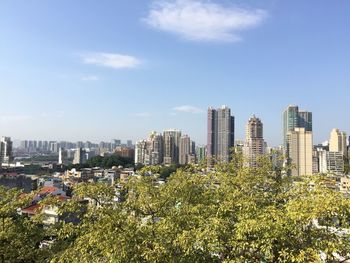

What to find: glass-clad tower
left=283, top=105, right=312, bottom=153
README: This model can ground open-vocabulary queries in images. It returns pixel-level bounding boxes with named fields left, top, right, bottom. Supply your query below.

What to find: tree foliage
left=86, top=154, right=134, bottom=169
left=50, top=155, right=350, bottom=262
left=2, top=155, right=350, bottom=262
left=0, top=187, right=46, bottom=262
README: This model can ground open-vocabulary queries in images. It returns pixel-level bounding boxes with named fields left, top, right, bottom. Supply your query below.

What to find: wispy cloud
left=173, top=105, right=205, bottom=114
left=144, top=0, right=267, bottom=42
left=81, top=75, right=99, bottom=81
left=134, top=112, right=152, bottom=118
left=81, top=52, right=141, bottom=69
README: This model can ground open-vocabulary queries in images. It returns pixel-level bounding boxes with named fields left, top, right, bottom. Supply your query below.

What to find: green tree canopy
left=0, top=186, right=47, bottom=263
left=48, top=155, right=350, bottom=262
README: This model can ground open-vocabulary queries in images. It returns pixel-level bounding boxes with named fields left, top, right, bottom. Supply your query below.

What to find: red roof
left=39, top=186, right=59, bottom=194
left=21, top=203, right=42, bottom=215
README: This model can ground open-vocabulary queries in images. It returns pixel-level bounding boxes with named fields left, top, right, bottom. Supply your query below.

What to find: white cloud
left=144, top=0, right=267, bottom=42
left=81, top=52, right=141, bottom=69
left=173, top=105, right=205, bottom=114
left=134, top=112, right=152, bottom=118
left=81, top=75, right=99, bottom=81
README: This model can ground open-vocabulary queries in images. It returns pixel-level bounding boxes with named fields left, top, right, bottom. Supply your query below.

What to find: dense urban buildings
left=243, top=116, right=265, bottom=167
left=1, top=105, right=349, bottom=179
left=135, top=130, right=197, bottom=166
left=207, top=106, right=235, bottom=163
left=135, top=132, right=164, bottom=165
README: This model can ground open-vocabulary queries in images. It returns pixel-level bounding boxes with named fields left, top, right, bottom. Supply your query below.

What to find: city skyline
left=2, top=104, right=350, bottom=148
left=1, top=1, right=350, bottom=145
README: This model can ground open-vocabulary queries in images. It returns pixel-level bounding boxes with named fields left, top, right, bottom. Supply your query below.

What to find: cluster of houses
left=0, top=166, right=136, bottom=226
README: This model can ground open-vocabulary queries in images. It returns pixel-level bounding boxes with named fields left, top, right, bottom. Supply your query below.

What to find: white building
left=0, top=136, right=13, bottom=165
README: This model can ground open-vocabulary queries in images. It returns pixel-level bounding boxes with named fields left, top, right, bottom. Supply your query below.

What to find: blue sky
left=0, top=0, right=349, bottom=146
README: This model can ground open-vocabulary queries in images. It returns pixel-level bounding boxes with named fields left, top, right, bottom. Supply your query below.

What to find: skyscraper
left=179, top=135, right=191, bottom=165
left=207, top=106, right=235, bottom=163
left=127, top=140, right=133, bottom=147
left=298, top=111, right=313, bottom=132
left=243, top=116, right=265, bottom=167
left=73, top=148, right=86, bottom=165
left=163, top=129, right=181, bottom=164
left=207, top=107, right=217, bottom=158
left=329, top=129, right=347, bottom=158
left=149, top=132, right=163, bottom=165
left=58, top=148, right=68, bottom=165
left=283, top=105, right=312, bottom=152
left=0, top=137, right=13, bottom=165
left=287, top=128, right=313, bottom=176
left=135, top=140, right=148, bottom=165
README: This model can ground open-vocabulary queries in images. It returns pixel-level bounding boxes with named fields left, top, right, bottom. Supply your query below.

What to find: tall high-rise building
left=329, top=129, right=347, bottom=158
left=135, top=140, right=148, bottom=165
left=20, top=140, right=28, bottom=149
left=195, top=145, right=207, bottom=164
left=127, top=140, right=133, bottom=147
left=0, top=137, right=13, bottom=165
left=38, top=141, right=43, bottom=150
left=73, top=148, right=86, bottom=165
left=298, top=111, right=313, bottom=132
left=58, top=148, right=68, bottom=165
left=135, top=132, right=164, bottom=165
left=283, top=105, right=312, bottom=152
left=163, top=129, right=181, bottom=164
left=287, top=128, right=313, bottom=176
left=207, top=106, right=235, bottom=163
left=243, top=116, right=265, bottom=167
left=149, top=132, right=163, bottom=165
left=179, top=135, right=191, bottom=165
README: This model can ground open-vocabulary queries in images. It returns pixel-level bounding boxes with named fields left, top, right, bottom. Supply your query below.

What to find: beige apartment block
left=287, top=128, right=313, bottom=176
left=329, top=128, right=347, bottom=158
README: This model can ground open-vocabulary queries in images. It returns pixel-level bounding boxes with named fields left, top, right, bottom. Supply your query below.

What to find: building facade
left=135, top=132, right=164, bottom=165
left=73, top=148, right=86, bottom=165
left=329, top=129, right=347, bottom=158
left=179, top=135, right=191, bottom=165
left=207, top=106, right=235, bottom=163
left=287, top=128, right=313, bottom=176
left=283, top=105, right=312, bottom=152
left=318, top=149, right=344, bottom=175
left=243, top=116, right=265, bottom=167
left=0, top=137, right=13, bottom=165
left=163, top=129, right=181, bottom=164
